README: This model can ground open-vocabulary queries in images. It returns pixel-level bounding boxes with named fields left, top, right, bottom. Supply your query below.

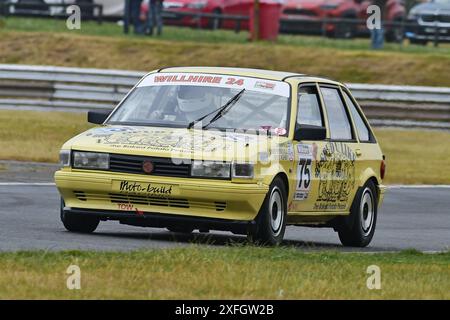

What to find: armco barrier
left=0, top=64, right=449, bottom=130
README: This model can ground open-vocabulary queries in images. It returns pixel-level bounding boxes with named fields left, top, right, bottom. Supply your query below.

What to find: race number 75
left=298, top=158, right=312, bottom=190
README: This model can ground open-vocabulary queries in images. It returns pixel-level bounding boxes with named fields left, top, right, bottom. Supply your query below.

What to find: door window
left=297, top=85, right=323, bottom=127
left=320, top=87, right=353, bottom=140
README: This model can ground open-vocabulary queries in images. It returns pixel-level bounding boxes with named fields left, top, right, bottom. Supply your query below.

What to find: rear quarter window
left=342, top=91, right=371, bottom=142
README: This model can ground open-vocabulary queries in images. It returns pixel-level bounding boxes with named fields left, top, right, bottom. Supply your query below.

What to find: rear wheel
left=337, top=180, right=378, bottom=247
left=60, top=199, right=99, bottom=233
left=247, top=177, right=287, bottom=246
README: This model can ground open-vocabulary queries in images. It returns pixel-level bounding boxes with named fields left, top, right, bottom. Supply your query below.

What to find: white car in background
left=4, top=0, right=125, bottom=17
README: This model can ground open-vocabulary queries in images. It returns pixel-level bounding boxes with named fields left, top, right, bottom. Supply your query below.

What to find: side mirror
left=294, top=125, right=327, bottom=141
left=88, top=110, right=112, bottom=124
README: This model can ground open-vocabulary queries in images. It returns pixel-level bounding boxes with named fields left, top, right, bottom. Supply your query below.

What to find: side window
left=320, top=87, right=353, bottom=140
left=297, top=85, right=323, bottom=127
left=343, top=91, right=371, bottom=142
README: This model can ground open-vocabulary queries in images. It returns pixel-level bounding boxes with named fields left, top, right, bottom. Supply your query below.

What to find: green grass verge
left=0, top=110, right=92, bottom=163
left=0, top=247, right=448, bottom=299
left=375, top=129, right=450, bottom=185
left=3, top=17, right=450, bottom=54
left=1, top=17, right=450, bottom=86
left=1, top=110, right=450, bottom=185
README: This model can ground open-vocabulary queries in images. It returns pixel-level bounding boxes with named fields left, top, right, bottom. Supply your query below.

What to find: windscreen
left=107, top=73, right=291, bottom=135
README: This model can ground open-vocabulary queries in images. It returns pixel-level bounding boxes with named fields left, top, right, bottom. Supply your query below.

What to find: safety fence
left=1, top=2, right=449, bottom=45
left=0, top=64, right=449, bottom=130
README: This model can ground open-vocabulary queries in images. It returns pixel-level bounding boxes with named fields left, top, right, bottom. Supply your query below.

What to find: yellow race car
left=55, top=67, right=386, bottom=247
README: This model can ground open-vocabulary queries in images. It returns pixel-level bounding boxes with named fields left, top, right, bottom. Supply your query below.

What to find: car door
left=314, top=84, right=360, bottom=213
left=290, top=83, right=328, bottom=213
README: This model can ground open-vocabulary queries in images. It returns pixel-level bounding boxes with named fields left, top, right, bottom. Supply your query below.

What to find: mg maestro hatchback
left=55, top=67, right=386, bottom=247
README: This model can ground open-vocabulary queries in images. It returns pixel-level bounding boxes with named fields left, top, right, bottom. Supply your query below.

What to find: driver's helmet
left=177, top=86, right=216, bottom=115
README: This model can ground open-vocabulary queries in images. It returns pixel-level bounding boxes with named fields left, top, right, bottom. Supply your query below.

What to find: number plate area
left=112, top=180, right=180, bottom=197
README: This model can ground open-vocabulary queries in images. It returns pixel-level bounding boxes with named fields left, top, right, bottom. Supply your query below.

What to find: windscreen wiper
left=187, top=89, right=245, bottom=129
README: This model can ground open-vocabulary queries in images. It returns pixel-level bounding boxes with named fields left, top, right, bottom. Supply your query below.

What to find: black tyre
left=247, top=177, right=287, bottom=246
left=167, top=226, right=194, bottom=234
left=60, top=199, right=99, bottom=233
left=208, top=9, right=222, bottom=30
left=337, top=180, right=378, bottom=247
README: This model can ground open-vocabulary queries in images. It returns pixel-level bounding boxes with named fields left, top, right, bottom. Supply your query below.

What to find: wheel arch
left=355, top=174, right=380, bottom=207
left=273, top=172, right=289, bottom=197
left=358, top=167, right=380, bottom=188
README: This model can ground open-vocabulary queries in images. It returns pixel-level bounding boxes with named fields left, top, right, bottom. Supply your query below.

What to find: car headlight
left=59, top=150, right=71, bottom=167
left=232, top=162, right=254, bottom=179
left=186, top=1, right=207, bottom=9
left=73, top=151, right=110, bottom=170
left=191, top=161, right=230, bottom=178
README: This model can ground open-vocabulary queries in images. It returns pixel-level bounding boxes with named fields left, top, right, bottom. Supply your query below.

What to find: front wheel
left=247, top=177, right=287, bottom=246
left=337, top=181, right=378, bottom=247
left=60, top=199, right=99, bottom=233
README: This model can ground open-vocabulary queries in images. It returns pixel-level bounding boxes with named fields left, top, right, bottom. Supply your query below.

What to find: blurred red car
left=280, top=0, right=405, bottom=41
left=141, top=0, right=253, bottom=30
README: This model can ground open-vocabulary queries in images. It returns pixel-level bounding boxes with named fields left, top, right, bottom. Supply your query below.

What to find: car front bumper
left=55, top=169, right=269, bottom=223
left=405, top=20, right=450, bottom=42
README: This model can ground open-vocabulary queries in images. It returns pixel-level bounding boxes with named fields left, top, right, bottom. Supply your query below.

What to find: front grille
left=421, top=14, right=436, bottom=23
left=439, top=14, right=450, bottom=23
left=109, top=153, right=190, bottom=177
left=73, top=191, right=227, bottom=212
left=421, top=13, right=450, bottom=23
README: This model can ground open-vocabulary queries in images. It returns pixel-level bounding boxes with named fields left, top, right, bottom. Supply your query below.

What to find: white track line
left=387, top=185, right=450, bottom=189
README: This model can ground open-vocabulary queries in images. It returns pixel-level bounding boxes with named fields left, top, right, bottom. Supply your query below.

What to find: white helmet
left=177, top=86, right=215, bottom=115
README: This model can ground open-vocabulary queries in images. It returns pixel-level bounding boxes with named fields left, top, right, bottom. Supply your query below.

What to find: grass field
left=1, top=17, right=450, bottom=86
left=0, top=110, right=92, bottom=163
left=0, top=247, right=448, bottom=299
left=1, top=110, right=449, bottom=185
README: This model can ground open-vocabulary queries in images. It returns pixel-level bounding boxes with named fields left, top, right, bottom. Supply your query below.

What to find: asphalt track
left=0, top=161, right=449, bottom=252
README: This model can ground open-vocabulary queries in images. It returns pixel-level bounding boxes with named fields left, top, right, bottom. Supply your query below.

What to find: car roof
left=157, top=66, right=340, bottom=85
